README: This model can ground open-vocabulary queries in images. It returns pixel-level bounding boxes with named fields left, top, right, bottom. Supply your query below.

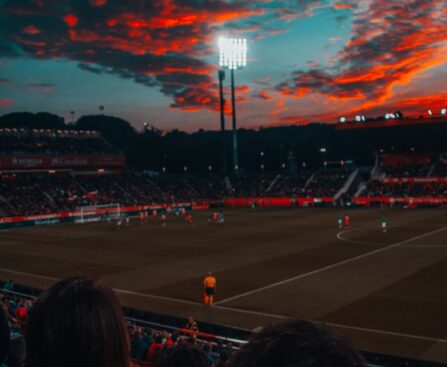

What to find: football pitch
left=0, top=207, right=446, bottom=363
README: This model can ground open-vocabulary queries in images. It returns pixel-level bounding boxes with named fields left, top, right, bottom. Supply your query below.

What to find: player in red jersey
left=212, top=211, right=219, bottom=224
left=186, top=213, right=193, bottom=225
left=343, top=214, right=351, bottom=228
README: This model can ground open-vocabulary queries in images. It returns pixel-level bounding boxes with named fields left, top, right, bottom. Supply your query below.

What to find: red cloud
left=277, top=0, right=447, bottom=120
left=22, top=25, right=41, bottom=35
left=64, top=14, right=78, bottom=27
left=90, top=0, right=107, bottom=6
left=0, top=99, right=13, bottom=108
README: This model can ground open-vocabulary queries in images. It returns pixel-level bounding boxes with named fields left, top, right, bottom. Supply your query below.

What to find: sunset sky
left=0, top=0, right=446, bottom=131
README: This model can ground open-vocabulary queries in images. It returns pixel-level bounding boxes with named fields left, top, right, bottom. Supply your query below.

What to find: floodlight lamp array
left=219, top=37, right=247, bottom=70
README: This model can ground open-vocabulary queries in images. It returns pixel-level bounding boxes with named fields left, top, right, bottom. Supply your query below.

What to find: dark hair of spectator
left=26, top=277, right=130, bottom=367
left=0, top=306, right=10, bottom=364
left=227, top=319, right=366, bottom=367
left=158, top=344, right=211, bottom=367
left=8, top=337, right=26, bottom=367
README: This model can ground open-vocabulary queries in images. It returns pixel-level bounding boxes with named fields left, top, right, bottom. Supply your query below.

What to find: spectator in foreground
left=26, top=277, right=130, bottom=367
left=0, top=306, right=10, bottom=366
left=158, top=344, right=210, bottom=367
left=227, top=319, right=366, bottom=367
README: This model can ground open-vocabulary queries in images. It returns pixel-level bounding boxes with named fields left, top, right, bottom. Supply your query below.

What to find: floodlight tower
left=219, top=37, right=247, bottom=172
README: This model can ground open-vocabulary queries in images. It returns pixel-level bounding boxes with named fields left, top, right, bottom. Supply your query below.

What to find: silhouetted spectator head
left=0, top=306, right=10, bottom=364
left=7, top=337, right=26, bottom=367
left=158, top=344, right=210, bottom=367
left=26, top=277, right=130, bottom=367
left=227, top=319, right=366, bottom=367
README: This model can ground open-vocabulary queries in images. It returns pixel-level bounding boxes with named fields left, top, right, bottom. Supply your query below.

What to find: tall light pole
left=218, top=37, right=247, bottom=172
left=218, top=69, right=227, bottom=173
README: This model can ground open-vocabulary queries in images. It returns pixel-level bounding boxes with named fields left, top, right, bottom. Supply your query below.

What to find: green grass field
left=1, top=207, right=446, bottom=363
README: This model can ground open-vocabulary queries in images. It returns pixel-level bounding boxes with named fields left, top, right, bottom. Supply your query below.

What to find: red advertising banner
left=0, top=155, right=125, bottom=169
left=381, top=177, right=447, bottom=184
left=354, top=196, right=447, bottom=206
left=224, top=197, right=333, bottom=207
left=380, top=153, right=431, bottom=167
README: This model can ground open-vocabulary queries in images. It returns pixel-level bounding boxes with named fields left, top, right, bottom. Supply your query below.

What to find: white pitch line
left=337, top=227, right=447, bottom=248
left=1, top=267, right=447, bottom=344
left=0, top=267, right=202, bottom=307
left=214, top=304, right=447, bottom=344
left=215, top=225, right=447, bottom=305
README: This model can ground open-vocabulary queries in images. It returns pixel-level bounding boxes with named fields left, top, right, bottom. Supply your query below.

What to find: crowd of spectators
left=227, top=173, right=276, bottom=198
left=303, top=169, right=351, bottom=197
left=0, top=277, right=366, bottom=367
left=381, top=164, right=432, bottom=178
left=364, top=180, right=447, bottom=198
left=267, top=171, right=311, bottom=197
left=431, top=163, right=447, bottom=177
left=1, top=169, right=354, bottom=218
left=0, top=129, right=119, bottom=156
left=362, top=160, right=447, bottom=198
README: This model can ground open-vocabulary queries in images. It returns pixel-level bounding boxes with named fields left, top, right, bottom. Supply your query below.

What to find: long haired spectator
left=0, top=305, right=10, bottom=365
left=25, top=277, right=130, bottom=367
left=227, top=319, right=366, bottom=367
left=158, top=344, right=210, bottom=367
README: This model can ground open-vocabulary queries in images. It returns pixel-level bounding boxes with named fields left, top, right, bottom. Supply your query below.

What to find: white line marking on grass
left=0, top=267, right=203, bottom=306
left=1, top=267, right=446, bottom=344
left=215, top=225, right=447, bottom=305
left=214, top=304, right=447, bottom=344
left=337, top=227, right=447, bottom=248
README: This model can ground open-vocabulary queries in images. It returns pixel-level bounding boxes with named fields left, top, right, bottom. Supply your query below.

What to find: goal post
left=76, top=203, right=121, bottom=224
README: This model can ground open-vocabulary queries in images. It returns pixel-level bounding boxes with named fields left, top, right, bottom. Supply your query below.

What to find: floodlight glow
left=219, top=37, right=247, bottom=70
left=428, top=109, right=433, bottom=116
left=339, top=117, right=346, bottom=123
left=385, top=114, right=390, bottom=119
left=361, top=116, right=366, bottom=122
left=355, top=115, right=361, bottom=122
left=390, top=113, right=396, bottom=119
left=441, top=108, right=446, bottom=115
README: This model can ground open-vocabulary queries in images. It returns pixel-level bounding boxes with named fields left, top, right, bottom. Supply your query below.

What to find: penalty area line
left=215, top=225, right=447, bottom=305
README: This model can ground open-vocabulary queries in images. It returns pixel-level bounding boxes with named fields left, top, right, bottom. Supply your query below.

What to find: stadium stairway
left=265, top=174, right=281, bottom=193
left=303, top=173, right=315, bottom=189
left=334, top=168, right=359, bottom=201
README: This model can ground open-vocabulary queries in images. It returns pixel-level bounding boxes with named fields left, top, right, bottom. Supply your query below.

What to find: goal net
left=76, top=203, right=121, bottom=224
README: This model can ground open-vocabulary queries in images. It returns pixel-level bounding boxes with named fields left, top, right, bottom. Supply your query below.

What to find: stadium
left=1, top=1, right=447, bottom=367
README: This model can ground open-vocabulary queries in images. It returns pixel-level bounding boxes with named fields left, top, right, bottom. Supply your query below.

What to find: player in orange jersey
left=203, top=272, right=217, bottom=305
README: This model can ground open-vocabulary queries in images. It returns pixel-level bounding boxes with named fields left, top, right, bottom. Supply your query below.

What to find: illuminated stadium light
left=319, top=147, right=327, bottom=153
left=218, top=37, right=248, bottom=173
left=219, top=37, right=247, bottom=70
left=385, top=114, right=390, bottom=119
left=361, top=116, right=366, bottom=122
left=389, top=113, right=396, bottom=119
left=355, top=115, right=361, bottom=122
left=428, top=109, right=433, bottom=116
left=339, top=117, right=346, bottom=123
left=441, top=108, right=446, bottom=115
